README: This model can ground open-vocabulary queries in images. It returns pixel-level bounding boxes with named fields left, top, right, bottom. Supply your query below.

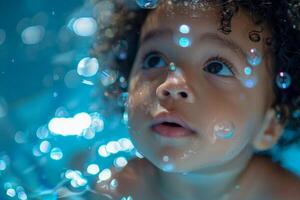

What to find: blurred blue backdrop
left=0, top=0, right=299, bottom=200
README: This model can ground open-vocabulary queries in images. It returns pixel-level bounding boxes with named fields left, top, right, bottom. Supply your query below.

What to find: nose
left=156, top=71, right=195, bottom=103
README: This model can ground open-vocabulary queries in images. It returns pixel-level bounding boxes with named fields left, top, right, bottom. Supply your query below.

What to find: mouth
left=150, top=113, right=196, bottom=138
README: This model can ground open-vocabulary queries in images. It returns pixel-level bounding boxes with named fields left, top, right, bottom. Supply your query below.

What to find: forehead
left=139, top=2, right=273, bottom=73
left=140, top=2, right=271, bottom=52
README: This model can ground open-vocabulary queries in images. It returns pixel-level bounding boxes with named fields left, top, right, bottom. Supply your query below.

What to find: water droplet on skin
left=136, top=0, right=159, bottom=9
left=247, top=48, right=262, bottom=66
left=213, top=121, right=235, bottom=139
left=162, top=155, right=169, bottom=162
left=243, top=66, right=252, bottom=76
left=0, top=159, right=7, bottom=171
left=177, top=36, right=191, bottom=47
left=179, top=24, right=190, bottom=34
left=276, top=72, right=291, bottom=89
left=241, top=76, right=258, bottom=88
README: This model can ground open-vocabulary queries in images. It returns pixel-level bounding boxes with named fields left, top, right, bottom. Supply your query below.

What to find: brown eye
left=203, top=59, right=234, bottom=77
left=142, top=52, right=167, bottom=69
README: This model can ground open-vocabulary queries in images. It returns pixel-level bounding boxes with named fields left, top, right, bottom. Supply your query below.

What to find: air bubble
left=117, top=92, right=129, bottom=107
left=50, top=147, right=63, bottom=160
left=98, top=145, right=110, bottom=157
left=77, top=57, right=99, bottom=77
left=113, top=40, right=128, bottom=60
left=247, top=48, right=262, bottom=66
left=114, top=157, right=128, bottom=168
left=241, top=76, right=258, bottom=88
left=39, top=140, right=51, bottom=153
left=6, top=188, right=16, bottom=198
left=90, top=114, right=104, bottom=132
left=177, top=37, right=191, bottom=48
left=213, top=121, right=235, bottom=139
left=122, top=111, right=129, bottom=125
left=244, top=66, right=252, bottom=76
left=98, top=169, right=112, bottom=182
left=276, top=72, right=291, bottom=89
left=99, top=69, right=118, bottom=86
left=136, top=0, right=159, bottom=9
left=82, top=127, right=95, bottom=140
left=36, top=125, right=49, bottom=139
left=87, top=164, right=100, bottom=175
left=179, top=24, right=190, bottom=34
left=109, top=179, right=119, bottom=190
left=162, top=155, right=169, bottom=162
left=17, top=191, right=27, bottom=200
left=21, top=25, right=45, bottom=45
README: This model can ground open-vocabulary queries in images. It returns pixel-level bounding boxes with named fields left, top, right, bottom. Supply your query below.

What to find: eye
left=203, top=57, right=235, bottom=77
left=142, top=51, right=168, bottom=69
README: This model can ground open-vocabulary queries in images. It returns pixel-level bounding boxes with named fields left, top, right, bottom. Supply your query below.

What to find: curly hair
left=91, top=0, right=300, bottom=149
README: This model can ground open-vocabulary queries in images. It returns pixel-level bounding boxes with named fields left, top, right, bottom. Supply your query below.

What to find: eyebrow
left=140, top=28, right=247, bottom=58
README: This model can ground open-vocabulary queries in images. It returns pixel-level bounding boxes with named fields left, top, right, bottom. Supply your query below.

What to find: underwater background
left=0, top=0, right=300, bottom=199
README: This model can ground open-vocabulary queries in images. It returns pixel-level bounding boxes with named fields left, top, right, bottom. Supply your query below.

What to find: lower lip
left=151, top=124, right=195, bottom=137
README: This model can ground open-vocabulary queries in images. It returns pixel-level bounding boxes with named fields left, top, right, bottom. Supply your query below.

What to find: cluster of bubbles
left=245, top=48, right=292, bottom=90
left=65, top=170, right=88, bottom=190
left=176, top=24, right=192, bottom=48
left=97, top=138, right=134, bottom=158
left=3, top=183, right=28, bottom=200
left=240, top=48, right=261, bottom=88
left=47, top=111, right=104, bottom=139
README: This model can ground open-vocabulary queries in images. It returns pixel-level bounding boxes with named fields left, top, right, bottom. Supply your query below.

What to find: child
left=90, top=0, right=300, bottom=199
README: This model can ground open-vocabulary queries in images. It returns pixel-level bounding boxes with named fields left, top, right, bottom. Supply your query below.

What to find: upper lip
left=151, top=112, right=196, bottom=132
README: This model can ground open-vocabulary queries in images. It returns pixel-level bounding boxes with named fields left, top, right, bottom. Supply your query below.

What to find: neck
left=156, top=145, right=254, bottom=200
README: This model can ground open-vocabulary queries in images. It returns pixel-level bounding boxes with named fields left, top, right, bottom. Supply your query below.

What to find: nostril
left=163, top=90, right=170, bottom=96
left=179, top=91, right=188, bottom=98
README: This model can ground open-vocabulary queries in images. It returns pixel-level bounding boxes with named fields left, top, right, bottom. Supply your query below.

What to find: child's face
left=127, top=3, right=275, bottom=172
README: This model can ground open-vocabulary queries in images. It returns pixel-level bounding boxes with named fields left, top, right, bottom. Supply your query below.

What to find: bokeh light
left=1, top=1, right=300, bottom=199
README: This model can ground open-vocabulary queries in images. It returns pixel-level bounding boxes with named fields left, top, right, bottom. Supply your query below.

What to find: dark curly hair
left=91, top=0, right=300, bottom=150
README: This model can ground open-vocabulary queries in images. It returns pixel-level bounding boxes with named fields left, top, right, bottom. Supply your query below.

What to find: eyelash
left=140, top=50, right=235, bottom=76
left=140, top=49, right=168, bottom=67
left=205, top=55, right=236, bottom=76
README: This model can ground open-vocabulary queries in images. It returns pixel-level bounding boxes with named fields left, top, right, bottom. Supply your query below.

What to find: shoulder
left=93, top=158, right=157, bottom=199
left=250, top=156, right=300, bottom=200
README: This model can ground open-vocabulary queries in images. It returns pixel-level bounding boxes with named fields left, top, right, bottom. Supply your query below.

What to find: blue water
left=0, top=0, right=299, bottom=199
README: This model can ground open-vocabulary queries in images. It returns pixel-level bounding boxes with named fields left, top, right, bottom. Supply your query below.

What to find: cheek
left=127, top=77, right=154, bottom=132
left=214, top=116, right=263, bottom=161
